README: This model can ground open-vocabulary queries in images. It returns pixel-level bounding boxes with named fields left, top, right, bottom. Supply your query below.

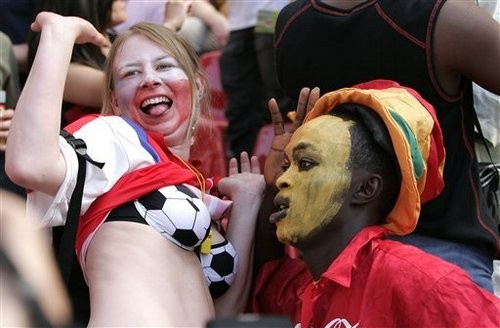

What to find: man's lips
left=269, top=196, right=289, bottom=224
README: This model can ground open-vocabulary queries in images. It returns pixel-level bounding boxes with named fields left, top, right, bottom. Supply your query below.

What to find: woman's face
left=111, top=35, right=193, bottom=150
left=273, top=115, right=353, bottom=245
left=110, top=0, right=127, bottom=27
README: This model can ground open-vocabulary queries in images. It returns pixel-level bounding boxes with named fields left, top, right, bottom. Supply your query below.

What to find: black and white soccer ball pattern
left=199, top=240, right=238, bottom=298
left=134, top=185, right=211, bottom=251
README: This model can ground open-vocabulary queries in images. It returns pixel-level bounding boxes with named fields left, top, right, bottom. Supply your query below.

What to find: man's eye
left=298, top=158, right=315, bottom=170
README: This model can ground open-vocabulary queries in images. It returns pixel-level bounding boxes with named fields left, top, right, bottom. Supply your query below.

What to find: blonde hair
left=101, top=22, right=209, bottom=133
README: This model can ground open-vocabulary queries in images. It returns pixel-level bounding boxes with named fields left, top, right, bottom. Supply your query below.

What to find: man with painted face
left=251, top=80, right=499, bottom=327
left=273, top=0, right=500, bottom=293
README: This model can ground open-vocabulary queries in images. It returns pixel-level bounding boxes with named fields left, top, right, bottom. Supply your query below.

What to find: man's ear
left=351, top=174, right=383, bottom=205
left=110, top=91, right=121, bottom=115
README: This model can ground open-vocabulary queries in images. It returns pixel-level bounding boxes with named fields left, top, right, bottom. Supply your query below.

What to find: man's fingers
left=291, top=87, right=311, bottom=132
left=308, top=87, right=320, bottom=112
left=268, top=98, right=285, bottom=136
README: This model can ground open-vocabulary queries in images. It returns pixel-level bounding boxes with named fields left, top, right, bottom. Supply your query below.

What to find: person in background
left=113, top=0, right=229, bottom=54
left=0, top=0, right=38, bottom=198
left=27, top=0, right=127, bottom=127
left=1, top=189, right=72, bottom=327
left=219, top=0, right=293, bottom=159
left=0, top=0, right=38, bottom=83
left=252, top=81, right=499, bottom=327
left=474, top=0, right=500, bottom=297
left=0, top=33, right=20, bottom=110
left=0, top=32, right=24, bottom=197
left=6, top=12, right=264, bottom=326
left=272, top=0, right=500, bottom=292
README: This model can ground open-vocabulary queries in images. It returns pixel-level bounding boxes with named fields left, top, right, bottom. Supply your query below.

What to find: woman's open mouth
left=140, top=96, right=173, bottom=116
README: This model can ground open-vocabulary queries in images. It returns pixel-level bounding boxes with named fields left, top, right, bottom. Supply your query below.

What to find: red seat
left=190, top=117, right=228, bottom=178
left=189, top=51, right=229, bottom=178
left=199, top=50, right=227, bottom=126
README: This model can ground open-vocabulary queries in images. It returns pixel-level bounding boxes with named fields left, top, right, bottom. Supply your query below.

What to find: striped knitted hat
left=303, top=80, right=445, bottom=235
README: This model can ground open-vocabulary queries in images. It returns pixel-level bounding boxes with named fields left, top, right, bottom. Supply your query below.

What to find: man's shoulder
left=276, top=0, right=309, bottom=29
left=369, top=239, right=499, bottom=324
left=373, top=239, right=470, bottom=282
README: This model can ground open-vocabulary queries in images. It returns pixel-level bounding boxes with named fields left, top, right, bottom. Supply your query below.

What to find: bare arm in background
left=189, top=0, right=229, bottom=48
left=434, top=0, right=500, bottom=95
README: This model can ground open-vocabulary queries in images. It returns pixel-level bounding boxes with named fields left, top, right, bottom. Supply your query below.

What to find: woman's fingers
left=227, top=152, right=261, bottom=176
left=239, top=152, right=250, bottom=173
left=250, top=155, right=261, bottom=174
left=228, top=157, right=238, bottom=176
left=32, top=12, right=106, bottom=46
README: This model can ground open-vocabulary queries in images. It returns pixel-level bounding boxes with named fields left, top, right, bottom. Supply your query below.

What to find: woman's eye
left=157, top=63, right=174, bottom=70
left=123, top=70, right=139, bottom=78
left=298, top=158, right=315, bottom=171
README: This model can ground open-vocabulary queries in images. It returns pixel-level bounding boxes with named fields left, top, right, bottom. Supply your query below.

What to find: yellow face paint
left=275, top=115, right=353, bottom=245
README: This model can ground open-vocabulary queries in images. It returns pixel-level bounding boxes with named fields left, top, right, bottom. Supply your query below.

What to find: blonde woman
left=6, top=12, right=264, bottom=326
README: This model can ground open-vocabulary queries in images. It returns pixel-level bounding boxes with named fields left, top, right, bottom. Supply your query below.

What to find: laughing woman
left=6, top=12, right=264, bottom=327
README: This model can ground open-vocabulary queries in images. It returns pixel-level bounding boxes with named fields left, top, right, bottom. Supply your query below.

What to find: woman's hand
left=213, top=152, right=265, bottom=316
left=218, top=152, right=265, bottom=201
left=0, top=108, right=14, bottom=152
left=30, top=12, right=106, bottom=46
left=164, top=1, right=193, bottom=31
left=264, top=87, right=320, bottom=186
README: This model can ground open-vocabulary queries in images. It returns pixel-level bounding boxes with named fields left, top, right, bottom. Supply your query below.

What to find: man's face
left=273, top=115, right=353, bottom=245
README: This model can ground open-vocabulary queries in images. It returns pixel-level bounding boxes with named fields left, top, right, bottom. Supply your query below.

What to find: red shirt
left=252, top=226, right=499, bottom=327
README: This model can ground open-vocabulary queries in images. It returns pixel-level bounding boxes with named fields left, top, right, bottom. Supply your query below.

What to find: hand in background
left=0, top=108, right=14, bottom=152
left=264, top=87, right=320, bottom=186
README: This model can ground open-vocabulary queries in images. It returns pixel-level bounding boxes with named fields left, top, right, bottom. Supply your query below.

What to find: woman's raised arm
left=5, top=12, right=105, bottom=195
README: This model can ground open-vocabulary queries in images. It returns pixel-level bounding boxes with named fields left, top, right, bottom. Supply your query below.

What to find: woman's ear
left=110, top=91, right=121, bottom=115
left=351, top=173, right=383, bottom=206
left=195, top=77, right=204, bottom=100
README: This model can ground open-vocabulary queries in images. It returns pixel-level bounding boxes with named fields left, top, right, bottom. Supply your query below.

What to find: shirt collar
left=321, top=226, right=389, bottom=287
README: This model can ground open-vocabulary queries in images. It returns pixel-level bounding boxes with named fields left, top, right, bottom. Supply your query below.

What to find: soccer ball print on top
left=200, top=240, right=238, bottom=298
left=134, top=185, right=211, bottom=250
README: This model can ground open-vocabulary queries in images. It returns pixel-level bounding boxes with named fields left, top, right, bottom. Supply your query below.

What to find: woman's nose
left=141, top=69, right=161, bottom=88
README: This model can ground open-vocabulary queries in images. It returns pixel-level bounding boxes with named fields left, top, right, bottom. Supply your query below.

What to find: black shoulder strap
left=58, top=130, right=104, bottom=285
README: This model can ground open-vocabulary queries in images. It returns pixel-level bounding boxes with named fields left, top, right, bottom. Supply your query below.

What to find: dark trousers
left=220, top=27, right=292, bottom=157
left=0, top=153, right=25, bottom=197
